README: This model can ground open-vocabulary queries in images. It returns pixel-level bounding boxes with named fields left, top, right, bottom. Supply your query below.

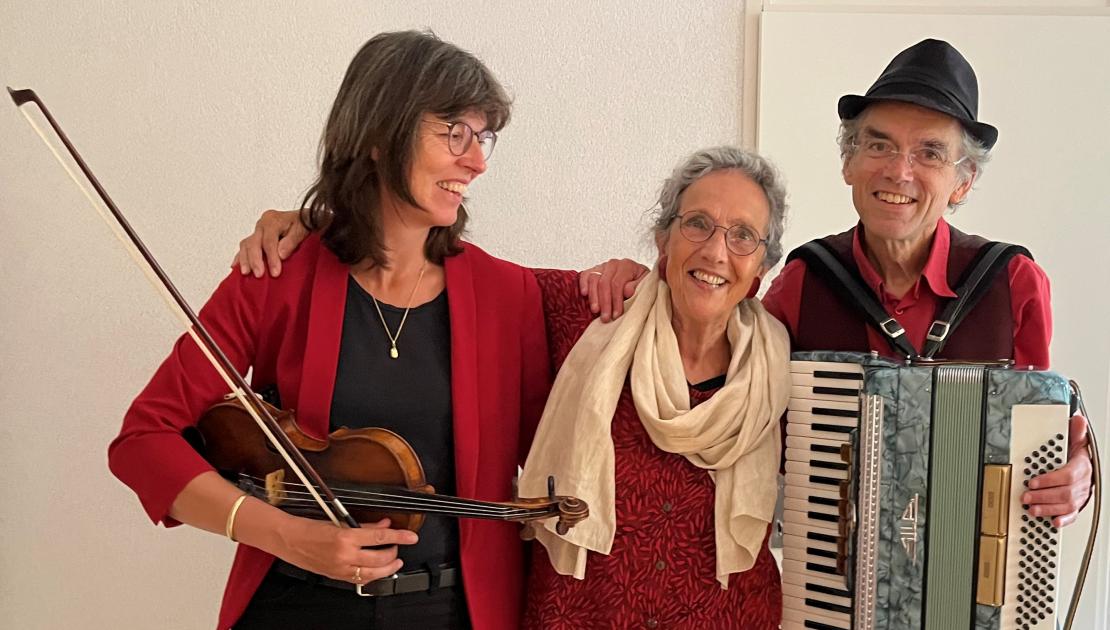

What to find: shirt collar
left=851, top=218, right=957, bottom=299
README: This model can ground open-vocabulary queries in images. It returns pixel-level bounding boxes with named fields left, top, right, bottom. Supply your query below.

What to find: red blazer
left=108, top=235, right=551, bottom=630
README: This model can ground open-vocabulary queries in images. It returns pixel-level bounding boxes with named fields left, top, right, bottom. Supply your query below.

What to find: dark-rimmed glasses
left=677, top=211, right=767, bottom=257
left=423, top=120, right=497, bottom=160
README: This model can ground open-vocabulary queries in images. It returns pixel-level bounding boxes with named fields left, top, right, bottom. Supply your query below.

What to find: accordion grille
left=924, top=366, right=986, bottom=628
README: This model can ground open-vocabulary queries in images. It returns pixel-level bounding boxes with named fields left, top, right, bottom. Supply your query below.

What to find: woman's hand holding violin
left=270, top=515, right=419, bottom=584
left=171, top=471, right=418, bottom=585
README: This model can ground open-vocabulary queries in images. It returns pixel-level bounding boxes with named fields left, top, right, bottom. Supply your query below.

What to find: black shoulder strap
left=921, top=242, right=1032, bottom=358
left=793, top=240, right=918, bottom=358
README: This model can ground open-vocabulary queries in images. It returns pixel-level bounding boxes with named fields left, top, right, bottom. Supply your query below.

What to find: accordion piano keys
left=781, top=360, right=863, bottom=630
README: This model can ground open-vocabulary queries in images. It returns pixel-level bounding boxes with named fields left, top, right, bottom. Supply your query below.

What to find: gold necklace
left=370, top=261, right=428, bottom=359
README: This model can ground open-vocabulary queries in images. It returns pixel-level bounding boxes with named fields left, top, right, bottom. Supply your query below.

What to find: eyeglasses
left=676, top=211, right=767, bottom=257
left=423, top=120, right=498, bottom=160
left=850, top=139, right=967, bottom=171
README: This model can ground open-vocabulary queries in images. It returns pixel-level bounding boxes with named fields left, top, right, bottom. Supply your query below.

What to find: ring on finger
left=588, top=271, right=603, bottom=276
left=353, top=566, right=362, bottom=583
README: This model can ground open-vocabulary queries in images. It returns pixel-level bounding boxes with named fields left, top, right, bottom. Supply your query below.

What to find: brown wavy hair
left=300, top=31, right=512, bottom=267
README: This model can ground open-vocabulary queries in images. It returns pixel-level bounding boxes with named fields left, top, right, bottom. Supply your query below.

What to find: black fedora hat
left=838, top=39, right=998, bottom=150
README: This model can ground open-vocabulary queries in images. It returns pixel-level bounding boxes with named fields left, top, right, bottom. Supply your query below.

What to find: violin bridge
left=264, top=469, right=287, bottom=506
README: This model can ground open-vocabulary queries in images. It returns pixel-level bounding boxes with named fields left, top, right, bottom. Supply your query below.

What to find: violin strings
left=239, top=475, right=551, bottom=520
left=244, top=487, right=543, bottom=520
left=240, top=474, right=529, bottom=512
left=262, top=495, right=541, bottom=520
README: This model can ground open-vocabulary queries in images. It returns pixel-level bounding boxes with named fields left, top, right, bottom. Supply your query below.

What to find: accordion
left=780, top=351, right=1073, bottom=630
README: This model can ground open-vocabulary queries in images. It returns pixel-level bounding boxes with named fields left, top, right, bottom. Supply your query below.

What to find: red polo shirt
left=762, top=220, right=1052, bottom=369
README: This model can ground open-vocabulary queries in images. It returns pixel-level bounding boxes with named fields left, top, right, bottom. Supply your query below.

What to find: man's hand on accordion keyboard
left=1022, top=414, right=1093, bottom=527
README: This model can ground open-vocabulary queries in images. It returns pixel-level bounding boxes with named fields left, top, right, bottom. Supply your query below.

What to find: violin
left=9, top=87, right=587, bottom=553
left=191, top=396, right=588, bottom=533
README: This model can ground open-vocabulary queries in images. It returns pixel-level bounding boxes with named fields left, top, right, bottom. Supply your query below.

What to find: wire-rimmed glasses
left=423, top=119, right=497, bottom=160
left=677, top=211, right=767, bottom=257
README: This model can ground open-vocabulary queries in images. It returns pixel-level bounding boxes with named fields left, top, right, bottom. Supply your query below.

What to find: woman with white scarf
left=229, top=146, right=792, bottom=627
left=520, top=146, right=791, bottom=629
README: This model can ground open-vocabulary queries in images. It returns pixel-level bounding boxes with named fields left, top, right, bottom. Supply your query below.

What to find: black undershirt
left=329, top=277, right=457, bottom=571
left=689, top=374, right=726, bottom=392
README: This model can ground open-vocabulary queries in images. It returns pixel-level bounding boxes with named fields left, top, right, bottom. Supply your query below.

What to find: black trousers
left=234, top=569, right=471, bottom=629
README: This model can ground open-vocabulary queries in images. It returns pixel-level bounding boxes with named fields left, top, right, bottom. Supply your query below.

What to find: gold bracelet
left=226, top=494, right=249, bottom=542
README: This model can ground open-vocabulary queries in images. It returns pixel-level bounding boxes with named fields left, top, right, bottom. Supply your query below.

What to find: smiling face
left=659, top=169, right=770, bottom=329
left=842, top=101, right=974, bottom=251
left=381, top=110, right=490, bottom=229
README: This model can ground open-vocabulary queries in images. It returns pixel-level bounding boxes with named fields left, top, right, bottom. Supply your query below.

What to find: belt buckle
left=356, top=572, right=399, bottom=598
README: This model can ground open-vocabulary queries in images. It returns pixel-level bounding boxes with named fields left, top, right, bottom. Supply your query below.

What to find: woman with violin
left=108, top=31, right=556, bottom=629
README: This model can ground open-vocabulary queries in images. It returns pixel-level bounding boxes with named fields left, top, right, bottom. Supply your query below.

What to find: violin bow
left=7, top=87, right=359, bottom=531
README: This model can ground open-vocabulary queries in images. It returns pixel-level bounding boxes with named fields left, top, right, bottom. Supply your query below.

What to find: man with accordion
left=761, top=39, right=1092, bottom=525
left=756, top=39, right=1094, bottom=630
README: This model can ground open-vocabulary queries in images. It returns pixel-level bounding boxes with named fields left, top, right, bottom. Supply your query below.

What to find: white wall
left=0, top=2, right=747, bottom=628
left=2, top=2, right=1105, bottom=629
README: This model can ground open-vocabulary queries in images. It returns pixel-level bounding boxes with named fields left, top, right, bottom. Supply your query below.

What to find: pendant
left=390, top=346, right=399, bottom=359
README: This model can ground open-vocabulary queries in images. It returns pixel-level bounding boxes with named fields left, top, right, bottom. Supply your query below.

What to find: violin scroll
left=553, top=496, right=589, bottom=535
left=511, top=475, right=590, bottom=535
left=546, top=475, right=588, bottom=535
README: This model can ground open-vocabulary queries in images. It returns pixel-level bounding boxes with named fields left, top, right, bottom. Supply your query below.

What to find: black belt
left=271, top=560, right=459, bottom=596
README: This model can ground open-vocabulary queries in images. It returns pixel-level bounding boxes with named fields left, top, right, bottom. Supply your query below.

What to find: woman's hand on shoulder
left=274, top=516, right=419, bottom=583
left=578, top=258, right=649, bottom=322
left=232, top=209, right=309, bottom=278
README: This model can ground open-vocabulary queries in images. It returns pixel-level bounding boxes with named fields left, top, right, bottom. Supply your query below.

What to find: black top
left=330, top=276, right=458, bottom=570
left=689, top=374, right=726, bottom=392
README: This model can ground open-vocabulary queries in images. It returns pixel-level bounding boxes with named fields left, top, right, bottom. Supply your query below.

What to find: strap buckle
left=878, top=318, right=906, bottom=339
left=926, top=320, right=951, bottom=343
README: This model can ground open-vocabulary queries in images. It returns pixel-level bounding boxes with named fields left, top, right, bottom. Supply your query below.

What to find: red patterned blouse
left=524, top=269, right=782, bottom=630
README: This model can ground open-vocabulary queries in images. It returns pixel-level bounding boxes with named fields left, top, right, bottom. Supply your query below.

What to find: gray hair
left=837, top=111, right=992, bottom=210
left=651, top=146, right=788, bottom=269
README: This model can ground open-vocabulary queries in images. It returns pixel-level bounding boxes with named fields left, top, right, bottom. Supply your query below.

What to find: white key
left=782, top=509, right=841, bottom=537
left=787, top=423, right=855, bottom=442
left=786, top=460, right=848, bottom=480
left=782, top=545, right=837, bottom=570
left=780, top=562, right=849, bottom=592
left=785, top=447, right=850, bottom=466
left=788, top=398, right=859, bottom=414
left=784, top=482, right=842, bottom=503
left=787, top=411, right=858, bottom=428
left=790, top=360, right=864, bottom=378
left=791, top=385, right=859, bottom=405
left=786, top=435, right=849, bottom=451
left=791, top=373, right=864, bottom=393
left=782, top=597, right=851, bottom=629
left=783, top=582, right=852, bottom=611
left=782, top=532, right=837, bottom=555
left=784, top=471, right=841, bottom=492
left=784, top=497, right=839, bottom=518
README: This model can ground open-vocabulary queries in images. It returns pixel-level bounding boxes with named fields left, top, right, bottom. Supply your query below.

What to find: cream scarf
left=519, top=268, right=790, bottom=587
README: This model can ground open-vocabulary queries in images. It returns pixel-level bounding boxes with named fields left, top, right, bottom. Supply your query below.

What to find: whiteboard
left=758, top=11, right=1109, bottom=627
